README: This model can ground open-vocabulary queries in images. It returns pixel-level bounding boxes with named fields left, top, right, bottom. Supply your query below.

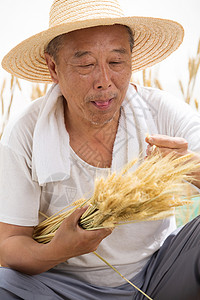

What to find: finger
left=65, top=207, right=88, bottom=227
left=153, top=147, right=188, bottom=157
left=146, top=144, right=159, bottom=156
left=79, top=228, right=112, bottom=251
left=96, top=227, right=113, bottom=238
left=92, top=229, right=112, bottom=250
left=85, top=227, right=112, bottom=241
left=146, top=134, right=188, bottom=149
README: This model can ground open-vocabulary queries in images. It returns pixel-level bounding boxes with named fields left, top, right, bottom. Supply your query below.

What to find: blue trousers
left=0, top=216, right=200, bottom=300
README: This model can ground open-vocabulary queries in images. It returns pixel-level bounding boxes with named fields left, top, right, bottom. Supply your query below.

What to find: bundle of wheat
left=33, top=152, right=198, bottom=243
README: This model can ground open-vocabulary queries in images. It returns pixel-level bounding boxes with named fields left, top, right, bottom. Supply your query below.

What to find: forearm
left=0, top=209, right=112, bottom=275
left=0, top=235, right=64, bottom=275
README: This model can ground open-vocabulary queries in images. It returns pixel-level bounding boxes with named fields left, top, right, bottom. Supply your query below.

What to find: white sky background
left=0, top=0, right=200, bottom=119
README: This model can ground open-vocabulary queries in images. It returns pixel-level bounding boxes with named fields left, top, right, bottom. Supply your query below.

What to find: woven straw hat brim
left=2, top=16, right=184, bottom=83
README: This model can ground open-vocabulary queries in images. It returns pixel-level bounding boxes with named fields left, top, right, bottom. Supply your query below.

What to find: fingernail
left=148, top=137, right=153, bottom=144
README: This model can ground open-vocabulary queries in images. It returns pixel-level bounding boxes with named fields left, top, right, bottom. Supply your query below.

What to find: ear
left=44, top=53, right=59, bottom=83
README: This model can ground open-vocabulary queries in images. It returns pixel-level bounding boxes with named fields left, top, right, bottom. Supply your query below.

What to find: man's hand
left=48, top=207, right=112, bottom=262
left=145, top=134, right=189, bottom=157
left=145, top=134, right=200, bottom=189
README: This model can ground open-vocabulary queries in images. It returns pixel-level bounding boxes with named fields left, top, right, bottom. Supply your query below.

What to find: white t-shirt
left=1, top=84, right=200, bottom=287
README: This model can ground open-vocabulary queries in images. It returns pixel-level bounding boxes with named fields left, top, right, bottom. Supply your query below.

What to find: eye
left=77, top=63, right=95, bottom=75
left=79, top=64, right=94, bottom=68
left=110, top=61, right=122, bottom=65
left=109, top=61, right=125, bottom=70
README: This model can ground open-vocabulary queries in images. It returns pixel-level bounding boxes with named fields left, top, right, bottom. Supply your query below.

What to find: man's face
left=49, top=25, right=132, bottom=127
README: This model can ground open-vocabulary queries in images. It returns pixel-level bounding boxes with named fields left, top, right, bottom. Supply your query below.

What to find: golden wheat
left=179, top=39, right=200, bottom=106
left=0, top=76, right=22, bottom=139
left=31, top=83, right=48, bottom=101
left=33, top=152, right=198, bottom=243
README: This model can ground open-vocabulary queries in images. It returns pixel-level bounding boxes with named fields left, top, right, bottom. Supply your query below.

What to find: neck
left=63, top=100, right=120, bottom=168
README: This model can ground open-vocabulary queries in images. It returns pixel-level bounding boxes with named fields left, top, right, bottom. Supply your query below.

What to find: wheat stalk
left=93, top=251, right=153, bottom=300
left=31, top=83, right=48, bottom=101
left=0, top=76, right=22, bottom=139
left=179, top=38, right=200, bottom=107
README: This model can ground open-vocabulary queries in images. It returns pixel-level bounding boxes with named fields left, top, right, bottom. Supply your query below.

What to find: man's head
left=1, top=0, right=184, bottom=83
left=44, top=25, right=132, bottom=127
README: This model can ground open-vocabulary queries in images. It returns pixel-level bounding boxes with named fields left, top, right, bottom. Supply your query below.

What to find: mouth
left=91, top=98, right=113, bottom=110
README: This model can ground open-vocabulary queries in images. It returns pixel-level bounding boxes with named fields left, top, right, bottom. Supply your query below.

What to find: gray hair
left=44, top=25, right=134, bottom=63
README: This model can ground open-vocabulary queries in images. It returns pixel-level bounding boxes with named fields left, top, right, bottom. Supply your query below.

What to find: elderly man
left=0, top=0, right=200, bottom=299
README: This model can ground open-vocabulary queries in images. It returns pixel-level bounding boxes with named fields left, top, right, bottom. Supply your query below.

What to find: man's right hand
left=48, top=207, right=112, bottom=262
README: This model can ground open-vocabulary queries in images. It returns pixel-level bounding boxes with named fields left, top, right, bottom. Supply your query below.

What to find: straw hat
left=2, top=0, right=184, bottom=83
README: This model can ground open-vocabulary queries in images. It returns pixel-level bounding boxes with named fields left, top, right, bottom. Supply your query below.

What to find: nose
left=93, top=63, right=112, bottom=90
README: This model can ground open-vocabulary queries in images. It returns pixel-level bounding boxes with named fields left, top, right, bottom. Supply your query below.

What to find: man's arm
left=146, top=134, right=200, bottom=189
left=0, top=207, right=112, bottom=275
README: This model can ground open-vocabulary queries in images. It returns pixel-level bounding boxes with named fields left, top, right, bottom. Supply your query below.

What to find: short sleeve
left=0, top=143, right=41, bottom=226
left=159, top=96, right=200, bottom=153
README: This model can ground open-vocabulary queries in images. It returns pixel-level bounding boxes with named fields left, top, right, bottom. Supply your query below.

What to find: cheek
left=59, top=72, right=89, bottom=100
left=114, top=64, right=132, bottom=83
left=114, top=71, right=131, bottom=91
left=72, top=72, right=94, bottom=92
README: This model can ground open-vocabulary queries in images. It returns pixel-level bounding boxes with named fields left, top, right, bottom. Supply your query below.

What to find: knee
left=0, top=266, right=12, bottom=279
left=0, top=267, right=25, bottom=299
left=0, top=267, right=20, bottom=286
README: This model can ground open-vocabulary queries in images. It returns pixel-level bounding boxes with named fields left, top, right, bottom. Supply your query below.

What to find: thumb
left=67, top=206, right=88, bottom=225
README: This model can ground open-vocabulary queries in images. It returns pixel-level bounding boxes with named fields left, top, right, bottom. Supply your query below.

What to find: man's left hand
left=145, top=134, right=189, bottom=157
left=145, top=134, right=200, bottom=189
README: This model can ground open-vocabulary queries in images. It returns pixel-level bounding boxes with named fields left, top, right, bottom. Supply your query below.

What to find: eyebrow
left=74, top=51, right=92, bottom=58
left=112, top=48, right=128, bottom=54
left=74, top=47, right=128, bottom=58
